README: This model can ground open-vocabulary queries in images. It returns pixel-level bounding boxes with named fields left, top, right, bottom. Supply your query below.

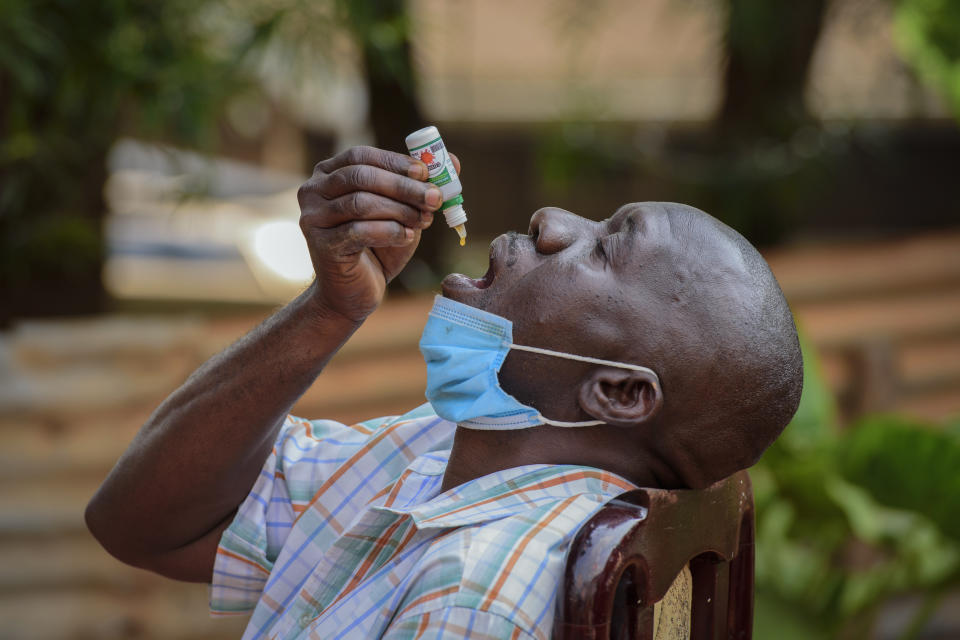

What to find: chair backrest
left=554, top=470, right=755, bottom=640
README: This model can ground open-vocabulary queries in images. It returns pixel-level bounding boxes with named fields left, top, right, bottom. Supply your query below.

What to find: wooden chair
left=554, top=470, right=755, bottom=640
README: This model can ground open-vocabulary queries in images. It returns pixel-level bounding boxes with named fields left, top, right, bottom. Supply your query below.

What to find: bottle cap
left=442, top=204, right=467, bottom=228
left=405, top=126, right=441, bottom=150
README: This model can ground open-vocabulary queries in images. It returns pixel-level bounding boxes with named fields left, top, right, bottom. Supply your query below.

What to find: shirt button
left=300, top=613, right=313, bottom=627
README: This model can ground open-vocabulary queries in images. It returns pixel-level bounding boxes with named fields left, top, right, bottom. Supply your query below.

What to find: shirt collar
left=373, top=453, right=636, bottom=530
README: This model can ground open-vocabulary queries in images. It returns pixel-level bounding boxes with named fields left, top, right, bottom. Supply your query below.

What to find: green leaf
left=825, top=476, right=886, bottom=543
left=840, top=415, right=960, bottom=542
left=754, top=590, right=832, bottom=640
left=894, top=0, right=960, bottom=121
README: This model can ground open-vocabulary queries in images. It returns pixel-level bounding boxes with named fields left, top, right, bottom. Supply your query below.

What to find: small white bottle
left=405, top=126, right=467, bottom=245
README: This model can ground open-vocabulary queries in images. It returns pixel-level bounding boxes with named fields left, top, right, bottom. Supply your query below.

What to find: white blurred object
left=245, top=219, right=314, bottom=286
left=105, top=139, right=311, bottom=304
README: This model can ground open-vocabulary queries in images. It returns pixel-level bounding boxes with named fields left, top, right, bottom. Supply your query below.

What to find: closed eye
left=593, top=237, right=609, bottom=264
left=607, top=211, right=640, bottom=247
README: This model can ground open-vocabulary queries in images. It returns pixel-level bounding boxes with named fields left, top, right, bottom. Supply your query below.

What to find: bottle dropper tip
left=454, top=224, right=467, bottom=246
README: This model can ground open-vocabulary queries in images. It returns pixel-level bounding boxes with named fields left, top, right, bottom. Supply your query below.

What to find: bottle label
left=409, top=137, right=451, bottom=184
left=429, top=167, right=453, bottom=187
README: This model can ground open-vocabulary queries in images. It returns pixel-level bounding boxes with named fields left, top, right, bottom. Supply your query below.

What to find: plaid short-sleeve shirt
left=211, top=404, right=636, bottom=639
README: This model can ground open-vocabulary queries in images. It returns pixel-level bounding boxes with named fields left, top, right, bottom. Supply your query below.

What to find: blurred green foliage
left=533, top=120, right=849, bottom=247
left=219, top=0, right=416, bottom=99
left=895, top=0, right=960, bottom=121
left=0, top=0, right=427, bottom=311
left=535, top=122, right=637, bottom=191
left=752, top=338, right=960, bottom=639
left=0, top=0, right=250, bottom=296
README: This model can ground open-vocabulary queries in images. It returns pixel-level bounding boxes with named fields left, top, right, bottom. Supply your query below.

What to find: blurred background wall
left=1, top=0, right=959, bottom=638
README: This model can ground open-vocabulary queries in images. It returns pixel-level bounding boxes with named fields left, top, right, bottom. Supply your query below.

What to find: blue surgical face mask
left=419, top=295, right=661, bottom=430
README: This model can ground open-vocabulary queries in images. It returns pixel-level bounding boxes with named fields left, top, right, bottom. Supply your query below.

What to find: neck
left=440, top=423, right=670, bottom=492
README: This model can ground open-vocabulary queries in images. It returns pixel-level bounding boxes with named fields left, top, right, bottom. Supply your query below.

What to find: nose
left=527, top=207, right=590, bottom=255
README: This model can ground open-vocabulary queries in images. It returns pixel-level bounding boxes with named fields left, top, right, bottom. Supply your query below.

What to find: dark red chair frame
left=554, top=470, right=755, bottom=640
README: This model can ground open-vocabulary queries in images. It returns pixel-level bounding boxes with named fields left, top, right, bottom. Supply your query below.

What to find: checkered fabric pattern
left=210, top=404, right=636, bottom=639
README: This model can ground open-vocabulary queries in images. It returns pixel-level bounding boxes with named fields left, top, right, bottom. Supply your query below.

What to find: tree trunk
left=718, top=0, right=829, bottom=140
left=0, top=61, right=107, bottom=325
left=349, top=0, right=443, bottom=290
left=0, top=150, right=107, bottom=326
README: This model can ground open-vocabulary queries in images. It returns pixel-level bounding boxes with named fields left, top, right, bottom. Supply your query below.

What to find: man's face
left=442, top=203, right=688, bottom=358
left=440, top=202, right=749, bottom=408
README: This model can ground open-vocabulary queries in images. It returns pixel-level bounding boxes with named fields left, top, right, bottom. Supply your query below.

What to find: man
left=86, top=146, right=802, bottom=639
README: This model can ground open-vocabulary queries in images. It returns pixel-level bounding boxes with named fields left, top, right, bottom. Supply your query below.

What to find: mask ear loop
left=506, top=343, right=662, bottom=427
left=508, top=344, right=660, bottom=378
left=538, top=417, right=605, bottom=427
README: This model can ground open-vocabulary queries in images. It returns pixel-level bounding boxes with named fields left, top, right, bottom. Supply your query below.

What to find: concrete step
left=819, top=336, right=960, bottom=397
left=900, top=338, right=960, bottom=390
left=0, top=360, right=197, bottom=419
left=0, top=536, right=143, bottom=594
left=0, top=404, right=150, bottom=482
left=766, top=229, right=960, bottom=304
left=793, top=288, right=960, bottom=350
left=4, top=316, right=204, bottom=370
left=896, top=386, right=960, bottom=423
left=0, top=584, right=248, bottom=640
left=0, top=483, right=92, bottom=541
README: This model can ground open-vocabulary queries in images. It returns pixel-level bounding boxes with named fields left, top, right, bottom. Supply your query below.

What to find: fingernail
left=425, top=188, right=442, bottom=208
left=420, top=211, right=434, bottom=228
left=405, top=227, right=415, bottom=242
left=408, top=163, right=427, bottom=180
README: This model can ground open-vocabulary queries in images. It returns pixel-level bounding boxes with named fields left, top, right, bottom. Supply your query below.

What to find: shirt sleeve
left=382, top=606, right=539, bottom=640
left=210, top=413, right=393, bottom=615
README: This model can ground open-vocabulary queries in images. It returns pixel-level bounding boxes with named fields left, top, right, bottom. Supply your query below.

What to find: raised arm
left=85, top=146, right=450, bottom=582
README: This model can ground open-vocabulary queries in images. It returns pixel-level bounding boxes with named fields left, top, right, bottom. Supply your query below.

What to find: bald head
left=628, top=203, right=803, bottom=487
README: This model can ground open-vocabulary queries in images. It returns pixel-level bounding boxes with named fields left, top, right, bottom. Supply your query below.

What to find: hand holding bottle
left=296, top=145, right=460, bottom=323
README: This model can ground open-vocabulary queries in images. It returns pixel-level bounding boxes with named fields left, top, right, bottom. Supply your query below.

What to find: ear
left=577, top=367, right=663, bottom=426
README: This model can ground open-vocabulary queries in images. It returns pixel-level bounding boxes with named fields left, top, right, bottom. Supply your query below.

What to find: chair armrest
left=554, top=470, right=755, bottom=640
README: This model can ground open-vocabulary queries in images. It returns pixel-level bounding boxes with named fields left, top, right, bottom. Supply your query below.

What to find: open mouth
left=440, top=238, right=502, bottom=296
left=441, top=260, right=493, bottom=291
left=474, top=263, right=494, bottom=289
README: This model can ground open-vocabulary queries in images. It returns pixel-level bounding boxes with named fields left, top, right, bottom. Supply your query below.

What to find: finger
left=312, top=220, right=415, bottom=256
left=420, top=210, right=434, bottom=228
left=373, top=227, right=422, bottom=281
left=315, top=145, right=426, bottom=180
left=449, top=152, right=461, bottom=176
left=308, top=191, right=434, bottom=230
left=313, top=164, right=443, bottom=211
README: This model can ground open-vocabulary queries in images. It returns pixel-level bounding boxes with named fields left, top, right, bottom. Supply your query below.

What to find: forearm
left=87, top=144, right=441, bottom=580
left=86, top=282, right=361, bottom=567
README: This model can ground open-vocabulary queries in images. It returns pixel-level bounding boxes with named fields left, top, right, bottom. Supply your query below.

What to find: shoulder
left=280, top=403, right=444, bottom=446
left=245, top=403, right=452, bottom=522
left=275, top=404, right=450, bottom=468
